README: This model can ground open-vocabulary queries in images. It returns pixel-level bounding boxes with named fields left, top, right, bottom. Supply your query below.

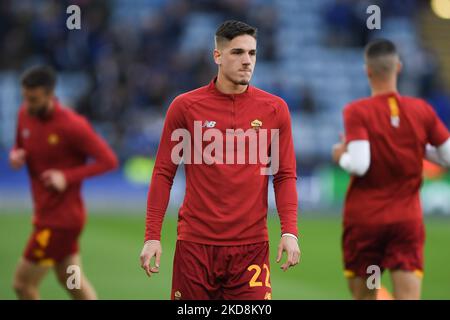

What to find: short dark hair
left=364, top=39, right=397, bottom=59
left=215, top=20, right=257, bottom=45
left=21, top=66, right=57, bottom=91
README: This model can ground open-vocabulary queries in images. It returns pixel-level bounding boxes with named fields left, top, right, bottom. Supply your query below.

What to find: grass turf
left=0, top=211, right=449, bottom=299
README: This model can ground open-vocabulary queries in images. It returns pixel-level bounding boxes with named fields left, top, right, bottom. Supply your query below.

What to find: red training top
left=145, top=78, right=298, bottom=245
left=343, top=92, right=450, bottom=226
left=14, top=98, right=118, bottom=229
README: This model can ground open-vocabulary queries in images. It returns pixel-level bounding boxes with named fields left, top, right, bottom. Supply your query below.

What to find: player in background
left=332, top=39, right=450, bottom=300
left=9, top=66, right=118, bottom=299
left=140, top=20, right=300, bottom=300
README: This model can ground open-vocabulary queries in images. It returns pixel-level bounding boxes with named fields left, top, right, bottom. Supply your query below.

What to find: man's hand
left=276, top=235, right=301, bottom=271
left=332, top=133, right=347, bottom=163
left=41, top=169, right=67, bottom=192
left=9, top=149, right=26, bottom=170
left=140, top=240, right=162, bottom=277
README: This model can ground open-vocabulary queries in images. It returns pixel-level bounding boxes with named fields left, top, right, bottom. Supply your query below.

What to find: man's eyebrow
left=230, top=48, right=257, bottom=52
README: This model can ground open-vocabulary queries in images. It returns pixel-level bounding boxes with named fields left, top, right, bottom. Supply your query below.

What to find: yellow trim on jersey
left=388, top=97, right=399, bottom=117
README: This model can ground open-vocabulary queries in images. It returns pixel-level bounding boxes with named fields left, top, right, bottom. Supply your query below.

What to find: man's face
left=22, top=87, right=53, bottom=117
left=214, top=34, right=257, bottom=86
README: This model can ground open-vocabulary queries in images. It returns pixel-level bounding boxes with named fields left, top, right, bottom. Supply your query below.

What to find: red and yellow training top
left=14, top=98, right=118, bottom=229
left=343, top=92, right=449, bottom=226
left=145, top=78, right=298, bottom=245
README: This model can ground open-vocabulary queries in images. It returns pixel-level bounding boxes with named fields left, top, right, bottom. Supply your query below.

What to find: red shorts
left=23, top=226, right=83, bottom=266
left=171, top=240, right=272, bottom=300
left=343, top=220, right=425, bottom=279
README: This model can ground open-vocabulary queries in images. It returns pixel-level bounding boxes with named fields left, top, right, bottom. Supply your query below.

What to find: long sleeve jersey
left=14, top=98, right=118, bottom=229
left=145, top=78, right=298, bottom=245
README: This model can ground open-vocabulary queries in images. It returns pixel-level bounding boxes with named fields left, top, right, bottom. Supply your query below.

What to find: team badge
left=48, top=133, right=59, bottom=145
left=251, top=119, right=262, bottom=131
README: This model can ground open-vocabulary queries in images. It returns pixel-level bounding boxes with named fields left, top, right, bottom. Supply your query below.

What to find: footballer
left=10, top=66, right=118, bottom=299
left=140, top=20, right=301, bottom=300
left=333, top=39, right=450, bottom=300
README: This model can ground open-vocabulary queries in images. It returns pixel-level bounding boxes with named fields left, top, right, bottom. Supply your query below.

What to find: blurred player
left=332, top=39, right=450, bottom=300
left=10, top=66, right=118, bottom=299
left=140, top=20, right=300, bottom=300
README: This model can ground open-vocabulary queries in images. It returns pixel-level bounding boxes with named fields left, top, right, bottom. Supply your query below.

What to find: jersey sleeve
left=343, top=104, right=369, bottom=142
left=272, top=99, right=298, bottom=237
left=12, top=108, right=24, bottom=150
left=14, top=115, right=22, bottom=150
left=62, top=116, right=118, bottom=184
left=145, top=96, right=186, bottom=242
left=424, top=102, right=450, bottom=147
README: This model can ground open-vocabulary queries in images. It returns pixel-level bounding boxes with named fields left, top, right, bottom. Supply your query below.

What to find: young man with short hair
left=140, top=20, right=300, bottom=300
left=10, top=65, right=118, bottom=299
left=333, top=39, right=450, bottom=300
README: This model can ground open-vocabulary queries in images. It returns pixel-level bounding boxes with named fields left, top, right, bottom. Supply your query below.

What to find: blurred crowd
left=0, top=0, right=449, bottom=161
left=0, top=0, right=279, bottom=158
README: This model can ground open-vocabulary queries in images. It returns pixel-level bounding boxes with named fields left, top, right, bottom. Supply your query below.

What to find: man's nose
left=242, top=53, right=252, bottom=65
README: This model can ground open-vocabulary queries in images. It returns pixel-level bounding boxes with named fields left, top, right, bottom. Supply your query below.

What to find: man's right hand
left=9, top=149, right=26, bottom=170
left=140, top=240, right=162, bottom=277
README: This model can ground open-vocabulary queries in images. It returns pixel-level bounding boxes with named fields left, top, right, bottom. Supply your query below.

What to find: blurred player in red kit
left=332, top=39, right=450, bottom=300
left=9, top=66, right=118, bottom=299
left=140, top=20, right=300, bottom=300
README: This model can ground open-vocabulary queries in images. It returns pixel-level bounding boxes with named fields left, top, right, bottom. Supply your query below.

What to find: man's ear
left=213, top=49, right=221, bottom=65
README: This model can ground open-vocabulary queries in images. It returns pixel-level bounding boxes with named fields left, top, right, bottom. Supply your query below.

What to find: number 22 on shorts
left=247, top=264, right=271, bottom=288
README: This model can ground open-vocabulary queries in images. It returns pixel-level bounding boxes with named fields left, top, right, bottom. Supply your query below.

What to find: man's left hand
left=276, top=235, right=301, bottom=271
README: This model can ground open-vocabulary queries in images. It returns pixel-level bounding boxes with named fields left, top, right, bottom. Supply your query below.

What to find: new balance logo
left=201, top=120, right=216, bottom=128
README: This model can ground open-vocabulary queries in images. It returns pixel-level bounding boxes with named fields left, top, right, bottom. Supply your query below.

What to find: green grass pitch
left=0, top=211, right=449, bottom=299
